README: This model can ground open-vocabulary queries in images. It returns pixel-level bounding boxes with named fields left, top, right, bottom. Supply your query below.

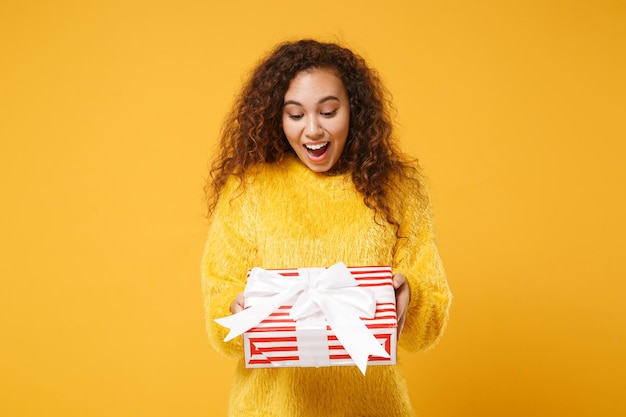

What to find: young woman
left=202, top=39, right=451, bottom=417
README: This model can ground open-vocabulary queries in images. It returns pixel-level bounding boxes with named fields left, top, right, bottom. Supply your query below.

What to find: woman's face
left=282, top=68, right=350, bottom=173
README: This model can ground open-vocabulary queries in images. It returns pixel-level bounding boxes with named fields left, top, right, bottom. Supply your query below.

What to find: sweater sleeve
left=393, top=180, right=452, bottom=352
left=201, top=176, right=258, bottom=357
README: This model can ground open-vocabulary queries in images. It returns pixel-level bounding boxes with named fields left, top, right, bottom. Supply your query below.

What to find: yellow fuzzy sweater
left=201, top=155, right=451, bottom=417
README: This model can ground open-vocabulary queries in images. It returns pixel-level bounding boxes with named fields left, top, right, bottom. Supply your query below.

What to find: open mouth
left=304, top=142, right=329, bottom=159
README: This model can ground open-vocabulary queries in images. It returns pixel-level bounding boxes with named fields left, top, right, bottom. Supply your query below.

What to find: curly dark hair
left=206, top=39, right=424, bottom=231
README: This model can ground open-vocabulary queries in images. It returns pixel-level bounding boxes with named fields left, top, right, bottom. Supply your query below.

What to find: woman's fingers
left=230, top=292, right=245, bottom=314
left=393, top=273, right=411, bottom=340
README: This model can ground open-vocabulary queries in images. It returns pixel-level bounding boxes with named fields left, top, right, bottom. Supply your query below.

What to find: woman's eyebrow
left=283, top=96, right=340, bottom=106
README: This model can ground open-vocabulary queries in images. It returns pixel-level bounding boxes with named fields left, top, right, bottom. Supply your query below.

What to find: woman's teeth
left=305, top=142, right=328, bottom=150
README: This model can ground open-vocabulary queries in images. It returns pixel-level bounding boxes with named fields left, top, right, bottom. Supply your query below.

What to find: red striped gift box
left=242, top=266, right=397, bottom=369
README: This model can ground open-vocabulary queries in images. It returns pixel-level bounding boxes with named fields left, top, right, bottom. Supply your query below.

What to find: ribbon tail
left=215, top=287, right=299, bottom=342
left=321, top=301, right=390, bottom=375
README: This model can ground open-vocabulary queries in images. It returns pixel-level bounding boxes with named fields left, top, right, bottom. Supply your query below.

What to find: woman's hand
left=230, top=292, right=245, bottom=314
left=393, top=273, right=411, bottom=340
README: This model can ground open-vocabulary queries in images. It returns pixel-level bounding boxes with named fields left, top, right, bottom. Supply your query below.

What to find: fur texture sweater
left=202, top=155, right=451, bottom=417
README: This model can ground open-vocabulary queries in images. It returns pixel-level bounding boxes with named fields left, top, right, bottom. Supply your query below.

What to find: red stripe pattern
left=243, top=266, right=397, bottom=369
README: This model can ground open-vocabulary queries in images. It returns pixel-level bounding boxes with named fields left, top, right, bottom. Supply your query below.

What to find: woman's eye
left=288, top=114, right=304, bottom=120
left=321, top=110, right=337, bottom=117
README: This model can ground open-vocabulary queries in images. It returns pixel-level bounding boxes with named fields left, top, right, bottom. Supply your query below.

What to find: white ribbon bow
left=214, top=262, right=390, bottom=374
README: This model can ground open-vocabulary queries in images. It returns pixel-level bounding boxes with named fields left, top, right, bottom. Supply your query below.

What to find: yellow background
left=1, top=0, right=625, bottom=416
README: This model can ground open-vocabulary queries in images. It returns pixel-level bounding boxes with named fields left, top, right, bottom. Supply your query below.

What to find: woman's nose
left=305, top=117, right=324, bottom=138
